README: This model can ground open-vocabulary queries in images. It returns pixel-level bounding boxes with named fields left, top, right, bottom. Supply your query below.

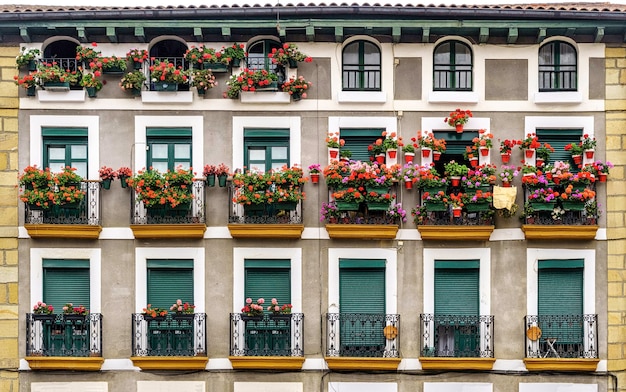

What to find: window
left=43, top=259, right=90, bottom=313
left=434, top=260, right=479, bottom=357
left=431, top=130, right=479, bottom=173
left=147, top=259, right=194, bottom=309
left=536, top=129, right=583, bottom=168
left=247, top=39, right=282, bottom=72
left=434, top=41, right=472, bottom=91
left=342, top=40, right=381, bottom=91
left=339, top=259, right=386, bottom=356
left=539, top=41, right=577, bottom=91
left=146, top=127, right=192, bottom=172
left=42, top=127, right=88, bottom=178
left=42, top=39, right=80, bottom=72
left=149, top=39, right=189, bottom=69
left=340, top=129, right=383, bottom=162
left=243, top=129, right=289, bottom=172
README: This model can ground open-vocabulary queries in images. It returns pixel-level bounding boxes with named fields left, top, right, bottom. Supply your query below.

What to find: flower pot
left=203, top=63, right=228, bottom=72
left=256, top=81, right=278, bottom=91
left=387, top=149, right=397, bottom=159
left=63, top=314, right=87, bottom=322
left=26, top=85, right=36, bottom=96
left=562, top=201, right=585, bottom=211
left=292, top=92, right=302, bottom=101
left=231, top=58, right=242, bottom=68
left=433, top=151, right=441, bottom=161
left=572, top=155, right=582, bottom=165
left=86, top=87, right=97, bottom=98
left=405, top=180, right=413, bottom=190
left=455, top=124, right=464, bottom=133
left=131, top=87, right=142, bottom=97
left=172, top=313, right=195, bottom=322
left=101, top=178, right=112, bottom=190
left=32, top=314, right=56, bottom=323
left=529, top=201, right=557, bottom=211
left=501, top=153, right=511, bottom=164
left=536, top=158, right=544, bottom=167
left=28, top=60, right=37, bottom=71
left=404, top=152, right=414, bottom=163
left=329, top=148, right=339, bottom=159
left=421, top=148, right=431, bottom=158
left=133, top=62, right=143, bottom=70
left=423, top=186, right=447, bottom=196
left=43, top=81, right=70, bottom=91
left=425, top=201, right=447, bottom=212
left=375, top=155, right=385, bottom=164
left=218, top=174, right=228, bottom=187
left=311, top=173, right=320, bottom=184
left=206, top=173, right=216, bottom=187
left=524, top=149, right=535, bottom=159
left=196, top=88, right=206, bottom=96
left=103, top=66, right=125, bottom=75
left=584, top=149, right=595, bottom=159
left=336, top=201, right=360, bottom=211
left=479, top=147, right=489, bottom=157
left=502, top=180, right=511, bottom=188
left=450, top=176, right=461, bottom=187
left=599, top=173, right=607, bottom=182
left=269, top=313, right=292, bottom=321
left=153, top=82, right=178, bottom=91
left=465, top=202, right=490, bottom=212
left=119, top=175, right=129, bottom=188
left=244, top=203, right=265, bottom=216
left=288, top=58, right=298, bottom=68
left=367, top=201, right=391, bottom=211
left=452, top=207, right=462, bottom=217
left=241, top=315, right=263, bottom=322
left=144, top=315, right=167, bottom=322
left=366, top=185, right=390, bottom=195
left=470, top=157, right=478, bottom=167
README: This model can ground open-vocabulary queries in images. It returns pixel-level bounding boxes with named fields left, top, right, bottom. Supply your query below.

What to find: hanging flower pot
left=329, top=148, right=339, bottom=159
left=502, top=180, right=511, bottom=188
left=376, top=154, right=385, bottom=164
left=405, top=180, right=413, bottom=190
left=599, top=173, right=607, bottom=182
left=218, top=174, right=228, bottom=187
left=584, top=149, right=595, bottom=159
left=501, top=153, right=511, bottom=164
left=450, top=176, right=461, bottom=187
left=524, top=149, right=535, bottom=159
left=469, top=157, right=478, bottom=168
left=387, top=149, right=397, bottom=159
left=311, top=173, right=320, bottom=184
left=455, top=124, right=464, bottom=133
left=480, top=147, right=489, bottom=157
left=206, top=174, right=216, bottom=187
left=101, top=179, right=112, bottom=190
left=404, top=152, right=414, bottom=164
left=536, top=158, right=544, bottom=167
left=433, top=151, right=441, bottom=161
left=572, top=155, right=582, bottom=165
left=421, top=148, right=431, bottom=158
left=452, top=207, right=462, bottom=217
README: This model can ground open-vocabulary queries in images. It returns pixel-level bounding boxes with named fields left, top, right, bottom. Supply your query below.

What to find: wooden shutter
left=43, top=259, right=90, bottom=314
left=244, top=260, right=291, bottom=309
left=147, top=259, right=194, bottom=310
left=339, top=259, right=385, bottom=314
left=434, top=260, right=479, bottom=316
left=536, top=129, right=583, bottom=167
left=340, top=129, right=384, bottom=162
left=538, top=259, right=583, bottom=316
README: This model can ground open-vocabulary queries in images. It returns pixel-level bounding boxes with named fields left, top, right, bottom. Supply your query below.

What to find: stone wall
left=606, top=44, right=626, bottom=392
left=0, top=45, right=19, bottom=392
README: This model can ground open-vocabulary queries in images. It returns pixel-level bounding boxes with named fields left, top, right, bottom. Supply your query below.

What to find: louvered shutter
left=536, top=129, right=583, bottom=169
left=147, top=260, right=194, bottom=310
left=434, top=260, right=479, bottom=316
left=339, top=259, right=385, bottom=314
left=340, top=129, right=384, bottom=162
left=43, top=259, right=90, bottom=314
left=244, top=260, right=291, bottom=309
left=538, top=259, right=583, bottom=316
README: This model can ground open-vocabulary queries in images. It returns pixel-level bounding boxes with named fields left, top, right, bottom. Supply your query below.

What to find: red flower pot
left=422, top=148, right=431, bottom=158
left=452, top=207, right=462, bottom=217
left=501, top=153, right=511, bottom=164
left=480, top=147, right=489, bottom=157
left=387, top=149, right=397, bottom=159
left=329, top=148, right=339, bottom=159
left=572, top=155, right=582, bottom=165
left=599, top=173, right=607, bottom=182
left=433, top=151, right=441, bottom=161
left=469, top=157, right=478, bottom=168
left=502, top=180, right=511, bottom=188
left=455, top=124, right=464, bottom=133
left=451, top=176, right=461, bottom=187
left=376, top=155, right=385, bottom=164
left=404, top=153, right=414, bottom=164
left=311, top=173, right=319, bottom=184
left=524, top=149, right=535, bottom=158
left=405, top=180, right=413, bottom=190
left=585, top=149, right=595, bottom=159
left=536, top=158, right=544, bottom=167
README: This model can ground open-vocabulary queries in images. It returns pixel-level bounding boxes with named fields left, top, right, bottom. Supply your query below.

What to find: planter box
left=465, top=202, right=490, bottom=212
left=521, top=224, right=599, bottom=240
left=325, top=224, right=399, bottom=239
left=153, top=82, right=178, bottom=91
left=43, top=82, right=70, bottom=91
left=203, top=63, right=228, bottom=72
left=336, top=201, right=360, bottom=211
left=417, top=225, right=495, bottom=241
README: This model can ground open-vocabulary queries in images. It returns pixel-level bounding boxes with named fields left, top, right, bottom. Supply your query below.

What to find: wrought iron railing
left=146, top=57, right=190, bottom=91
left=522, top=184, right=597, bottom=225
left=325, top=313, right=400, bottom=358
left=228, top=184, right=303, bottom=224
left=131, top=313, right=206, bottom=356
left=433, top=68, right=473, bottom=91
left=419, top=208, right=493, bottom=226
left=26, top=313, right=102, bottom=357
left=25, top=181, right=101, bottom=225
left=229, top=313, right=304, bottom=357
left=538, top=68, right=577, bottom=91
left=420, top=314, right=494, bottom=358
left=524, top=314, right=598, bottom=358
left=131, top=179, right=205, bottom=224
left=342, top=68, right=381, bottom=91
left=40, top=57, right=81, bottom=73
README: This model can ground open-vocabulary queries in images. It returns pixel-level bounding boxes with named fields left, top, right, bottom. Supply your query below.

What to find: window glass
left=243, top=129, right=290, bottom=172
left=342, top=41, right=381, bottom=91
left=43, top=135, right=88, bottom=178
left=539, top=41, right=577, bottom=91
left=247, top=39, right=281, bottom=72
left=147, top=139, right=192, bottom=172
left=434, top=41, right=473, bottom=91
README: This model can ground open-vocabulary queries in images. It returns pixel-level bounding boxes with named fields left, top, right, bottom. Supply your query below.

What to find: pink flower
left=245, top=298, right=252, bottom=304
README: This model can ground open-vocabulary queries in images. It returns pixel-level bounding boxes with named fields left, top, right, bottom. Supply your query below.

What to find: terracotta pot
left=376, top=155, right=385, bottom=164
left=404, top=152, right=414, bottom=163
left=501, top=153, right=511, bottom=164
left=572, top=155, right=582, bottom=165
left=450, top=176, right=461, bottom=187
left=433, top=151, right=441, bottom=161
left=422, top=148, right=431, bottom=158
left=311, top=173, right=319, bottom=184
left=405, top=180, right=413, bottom=190
left=469, top=157, right=478, bottom=168
left=536, top=158, right=544, bottom=167
left=584, top=149, right=595, bottom=159
left=480, top=147, right=489, bottom=157
left=599, top=173, right=607, bottom=182
left=387, top=149, right=397, bottom=159
left=455, top=124, right=464, bottom=133
left=452, top=207, right=462, bottom=217
left=525, top=149, right=535, bottom=158
left=329, top=148, right=339, bottom=159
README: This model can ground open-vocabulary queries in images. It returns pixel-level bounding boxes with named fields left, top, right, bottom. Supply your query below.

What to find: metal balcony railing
left=40, top=57, right=81, bottom=73
left=25, top=181, right=101, bottom=225
left=325, top=313, right=400, bottom=358
left=131, top=313, right=207, bottom=356
left=419, top=207, right=493, bottom=226
left=228, top=184, right=303, bottom=225
left=420, top=314, right=494, bottom=358
left=26, top=313, right=102, bottom=357
left=131, top=180, right=205, bottom=224
left=522, top=184, right=598, bottom=225
left=229, top=313, right=304, bottom=357
left=524, top=314, right=598, bottom=359
left=146, top=57, right=190, bottom=91
left=433, top=68, right=473, bottom=91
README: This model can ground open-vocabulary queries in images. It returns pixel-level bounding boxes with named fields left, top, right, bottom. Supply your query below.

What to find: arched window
left=246, top=39, right=282, bottom=72
left=433, top=41, right=472, bottom=91
left=539, top=41, right=577, bottom=91
left=42, top=39, right=80, bottom=72
left=149, top=39, right=189, bottom=70
left=342, top=40, right=381, bottom=91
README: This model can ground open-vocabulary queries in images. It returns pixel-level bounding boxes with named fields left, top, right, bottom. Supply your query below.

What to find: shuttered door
left=434, top=260, right=479, bottom=316
left=43, top=259, right=90, bottom=314
left=431, top=131, right=479, bottom=174
left=340, top=129, right=384, bottom=162
left=147, top=260, right=194, bottom=310
left=536, top=129, right=583, bottom=169
left=244, top=260, right=291, bottom=307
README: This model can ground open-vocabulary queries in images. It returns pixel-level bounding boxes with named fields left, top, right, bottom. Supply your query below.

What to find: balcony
left=229, top=313, right=304, bottom=369
left=130, top=179, right=206, bottom=239
left=325, top=313, right=401, bottom=371
left=419, top=314, right=495, bottom=370
left=25, top=313, right=103, bottom=370
left=524, top=314, right=600, bottom=371
left=130, top=313, right=208, bottom=370
left=24, top=181, right=102, bottom=239
left=324, top=208, right=400, bottom=239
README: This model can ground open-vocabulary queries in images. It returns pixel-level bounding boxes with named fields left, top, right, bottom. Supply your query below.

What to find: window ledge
left=130, top=224, right=207, bottom=239
left=428, top=91, right=479, bottom=103
left=228, top=224, right=304, bottom=239
left=521, top=224, right=598, bottom=240
left=523, top=358, right=600, bottom=372
left=26, top=356, right=103, bottom=371
left=324, top=356, right=401, bottom=371
left=337, top=91, right=386, bottom=103
left=24, top=224, right=102, bottom=239
left=419, top=357, right=496, bottom=370
left=325, top=224, right=399, bottom=239
left=417, top=225, right=494, bottom=241
left=141, top=91, right=193, bottom=104
left=534, top=91, right=583, bottom=104
left=37, top=90, right=86, bottom=103
left=240, top=91, right=291, bottom=104
left=229, top=356, right=305, bottom=370
left=130, top=356, right=208, bottom=370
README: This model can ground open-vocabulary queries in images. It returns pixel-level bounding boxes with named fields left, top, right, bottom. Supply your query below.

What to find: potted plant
left=203, top=164, right=217, bottom=187
left=422, top=189, right=449, bottom=212
left=535, top=143, right=554, bottom=167
left=128, top=168, right=195, bottom=213
left=445, top=108, right=472, bottom=132
left=308, top=164, right=321, bottom=184
left=560, top=185, right=596, bottom=211
left=418, top=167, right=447, bottom=193
left=564, top=141, right=584, bottom=164
left=369, top=139, right=386, bottom=163
left=149, top=59, right=189, bottom=91
left=519, top=133, right=541, bottom=159
left=499, top=139, right=519, bottom=163
left=401, top=163, right=420, bottom=190
left=268, top=43, right=313, bottom=68
left=584, top=200, right=600, bottom=224
left=402, top=137, right=417, bottom=163
left=241, top=298, right=265, bottom=321
left=120, top=70, right=146, bottom=95
left=215, top=163, right=230, bottom=187
left=116, top=167, right=132, bottom=188
left=142, top=304, right=168, bottom=321
left=580, top=134, right=596, bottom=159
left=32, top=301, right=55, bottom=322
left=191, top=68, right=217, bottom=95
left=320, top=201, right=340, bottom=223
left=444, top=161, right=469, bottom=186
left=16, top=47, right=41, bottom=70
left=98, top=166, right=116, bottom=189
left=381, top=131, right=399, bottom=158
left=266, top=298, right=292, bottom=320
left=387, top=202, right=407, bottom=223
left=80, top=73, right=104, bottom=98
left=170, top=299, right=195, bottom=321
left=281, top=76, right=312, bottom=101
left=37, top=62, right=80, bottom=89
left=340, top=149, right=352, bottom=161
left=592, top=160, right=613, bottom=182
left=75, top=43, right=101, bottom=63
left=461, top=189, right=493, bottom=212
left=332, top=187, right=364, bottom=211
left=449, top=192, right=464, bottom=217
left=325, top=132, right=344, bottom=159
left=418, top=133, right=446, bottom=160
left=472, top=129, right=493, bottom=157
left=411, top=205, right=428, bottom=225
left=499, top=165, right=520, bottom=187
left=126, top=49, right=149, bottom=70
left=365, top=188, right=395, bottom=210
left=224, top=68, right=279, bottom=98
left=91, top=55, right=128, bottom=74
left=62, top=303, right=89, bottom=321
left=14, top=73, right=38, bottom=96
left=19, top=165, right=52, bottom=190
left=221, top=43, right=246, bottom=67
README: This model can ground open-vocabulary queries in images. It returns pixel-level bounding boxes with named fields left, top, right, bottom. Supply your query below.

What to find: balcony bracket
left=130, top=356, right=208, bottom=370
left=228, top=356, right=305, bottom=370
left=324, top=357, right=401, bottom=371
left=228, top=224, right=304, bottom=239
left=419, top=357, right=496, bottom=370
left=523, top=358, right=600, bottom=372
left=130, top=224, right=206, bottom=239
left=325, top=224, right=399, bottom=239
left=25, top=356, right=104, bottom=371
left=24, top=224, right=102, bottom=239
left=521, top=225, right=598, bottom=240
left=417, top=225, right=494, bottom=241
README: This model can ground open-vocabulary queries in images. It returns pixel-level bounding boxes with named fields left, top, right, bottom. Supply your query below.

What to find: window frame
left=243, top=129, right=290, bottom=172
left=146, top=128, right=193, bottom=172
left=246, top=38, right=282, bottom=72
left=433, top=40, right=473, bottom=92
left=342, top=40, right=382, bottom=92
left=42, top=259, right=90, bottom=314
left=146, top=259, right=194, bottom=310
left=42, top=128, right=88, bottom=177
left=538, top=40, right=578, bottom=92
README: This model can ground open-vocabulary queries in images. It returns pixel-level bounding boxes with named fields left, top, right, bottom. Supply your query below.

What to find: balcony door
left=146, top=127, right=192, bottom=173
left=42, top=127, right=88, bottom=178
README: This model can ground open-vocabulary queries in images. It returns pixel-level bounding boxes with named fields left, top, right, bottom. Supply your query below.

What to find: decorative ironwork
left=523, top=183, right=597, bottom=225
left=26, top=313, right=102, bottom=357
left=420, top=314, right=494, bottom=358
left=25, top=181, right=101, bottom=225
left=524, top=314, right=597, bottom=358
left=229, top=313, right=304, bottom=357
left=228, top=184, right=303, bottom=224
left=131, top=313, right=206, bottom=356
left=131, top=180, right=205, bottom=224
left=419, top=209, right=493, bottom=226
left=325, top=313, right=400, bottom=358
left=41, top=58, right=81, bottom=73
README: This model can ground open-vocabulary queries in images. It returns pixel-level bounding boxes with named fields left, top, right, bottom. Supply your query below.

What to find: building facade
left=1, top=3, right=625, bottom=392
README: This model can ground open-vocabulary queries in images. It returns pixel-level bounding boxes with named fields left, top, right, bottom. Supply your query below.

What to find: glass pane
left=151, top=162, right=168, bottom=173
left=539, top=44, right=554, bottom=65
left=49, top=147, right=65, bottom=161
left=271, top=162, right=284, bottom=172
left=455, top=43, right=471, bottom=65
left=174, top=144, right=190, bottom=159
left=434, top=43, right=451, bottom=64
left=71, top=145, right=87, bottom=159
left=363, top=42, right=380, bottom=65
left=343, top=43, right=359, bottom=64
left=151, top=144, right=168, bottom=159
left=560, top=44, right=576, bottom=65
left=72, top=162, right=87, bottom=178
left=271, top=146, right=288, bottom=160
left=48, top=162, right=65, bottom=173
left=174, top=161, right=190, bottom=170
left=249, top=148, right=266, bottom=161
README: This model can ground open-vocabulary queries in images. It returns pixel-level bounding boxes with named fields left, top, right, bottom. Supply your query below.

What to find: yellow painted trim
left=419, top=357, right=496, bottom=370
left=130, top=356, right=208, bottom=370
left=227, top=224, right=304, bottom=239
left=130, top=224, right=207, bottom=239
left=24, top=224, right=102, bottom=239
left=417, top=225, right=494, bottom=241
left=25, top=356, right=104, bottom=371
left=523, top=358, right=600, bottom=371
left=325, top=224, right=399, bottom=239
left=521, top=225, right=599, bottom=240
left=324, top=356, right=401, bottom=371
left=228, top=356, right=305, bottom=370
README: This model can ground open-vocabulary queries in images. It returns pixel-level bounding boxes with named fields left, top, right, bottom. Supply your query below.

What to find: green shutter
left=244, top=260, right=291, bottom=309
left=536, top=129, right=583, bottom=167
left=42, top=127, right=88, bottom=137
left=434, top=260, right=479, bottom=316
left=339, top=260, right=385, bottom=313
left=243, top=129, right=290, bottom=172
left=43, top=259, right=90, bottom=314
left=538, top=259, right=583, bottom=316
left=433, top=130, right=479, bottom=155
left=146, top=127, right=192, bottom=137
left=147, top=259, right=193, bottom=310
left=340, top=129, right=384, bottom=162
